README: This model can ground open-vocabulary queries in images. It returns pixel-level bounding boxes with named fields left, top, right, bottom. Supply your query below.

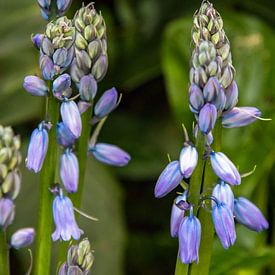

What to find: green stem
left=0, top=231, right=9, bottom=275
left=174, top=120, right=222, bottom=275
left=34, top=95, right=59, bottom=275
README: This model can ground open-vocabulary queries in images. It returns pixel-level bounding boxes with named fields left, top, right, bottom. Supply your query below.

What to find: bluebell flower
left=224, top=80, right=238, bottom=110
left=178, top=206, right=201, bottom=264
left=56, top=122, right=76, bottom=148
left=79, top=74, right=97, bottom=101
left=31, top=33, right=44, bottom=49
left=94, top=88, right=118, bottom=118
left=26, top=123, right=49, bottom=173
left=210, top=152, right=241, bottom=185
left=170, top=193, right=188, bottom=238
left=89, top=143, right=131, bottom=167
left=23, top=76, right=48, bottom=96
left=57, top=0, right=72, bottom=15
left=212, top=181, right=234, bottom=212
left=222, top=107, right=261, bottom=128
left=0, top=198, right=15, bottom=230
left=198, top=103, right=217, bottom=134
left=60, top=149, right=79, bottom=193
left=40, top=55, right=54, bottom=80
left=189, top=84, right=204, bottom=113
left=234, top=197, right=268, bottom=232
left=60, top=100, right=82, bottom=138
left=52, top=192, right=83, bottom=241
left=179, top=145, right=198, bottom=178
left=10, top=228, right=35, bottom=249
left=154, top=161, right=183, bottom=198
left=53, top=74, right=71, bottom=99
left=212, top=202, right=236, bottom=249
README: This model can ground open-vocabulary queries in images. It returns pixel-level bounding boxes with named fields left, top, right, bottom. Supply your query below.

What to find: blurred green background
left=1, top=0, right=275, bottom=274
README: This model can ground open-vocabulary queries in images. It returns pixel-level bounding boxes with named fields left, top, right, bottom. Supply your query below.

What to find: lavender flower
left=212, top=181, right=234, bottom=212
left=234, top=197, right=268, bottom=232
left=26, top=123, right=49, bottom=173
left=222, top=107, right=261, bottom=128
left=89, top=143, right=130, bottom=167
left=178, top=207, right=201, bottom=264
left=210, top=152, right=241, bottom=185
left=52, top=192, right=83, bottom=241
left=60, top=149, right=79, bottom=193
left=189, top=84, right=204, bottom=113
left=57, top=0, right=72, bottom=16
left=94, top=88, right=118, bottom=119
left=179, top=145, right=198, bottom=178
left=53, top=74, right=71, bottom=99
left=0, top=198, right=15, bottom=230
left=224, top=80, right=238, bottom=110
left=154, top=161, right=183, bottom=198
left=10, top=228, right=35, bottom=249
left=31, top=33, right=44, bottom=49
left=198, top=103, right=217, bottom=134
left=60, top=100, right=82, bottom=138
left=23, top=76, right=48, bottom=96
left=79, top=74, right=97, bottom=101
left=56, top=122, right=76, bottom=147
left=212, top=202, right=236, bottom=249
left=40, top=55, right=54, bottom=80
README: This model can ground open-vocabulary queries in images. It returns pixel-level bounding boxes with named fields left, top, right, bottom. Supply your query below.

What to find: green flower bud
left=2, top=171, right=21, bottom=200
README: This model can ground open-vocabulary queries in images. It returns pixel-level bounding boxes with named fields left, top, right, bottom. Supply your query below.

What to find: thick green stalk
left=174, top=121, right=222, bottom=275
left=0, top=231, right=9, bottom=275
left=34, top=95, right=59, bottom=275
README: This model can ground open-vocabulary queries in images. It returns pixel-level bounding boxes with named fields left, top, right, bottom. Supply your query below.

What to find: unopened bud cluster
left=24, top=1, right=130, bottom=243
left=154, top=0, right=268, bottom=265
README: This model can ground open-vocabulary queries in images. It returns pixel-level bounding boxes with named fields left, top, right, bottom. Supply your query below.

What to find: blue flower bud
left=40, top=55, right=54, bottom=80
left=0, top=198, right=15, bottom=230
left=60, top=150, right=79, bottom=193
left=189, top=84, right=204, bottom=113
left=91, top=54, right=108, bottom=82
left=53, top=74, right=71, bottom=99
left=178, top=207, right=201, bottom=264
left=79, top=75, right=97, bottom=101
left=94, top=88, right=118, bottom=119
left=52, top=192, right=83, bottom=241
left=198, top=103, right=217, bottom=134
left=11, top=228, right=35, bottom=249
left=26, top=123, right=49, bottom=173
left=179, top=145, right=198, bottom=178
left=210, top=152, right=241, bottom=185
left=212, top=181, right=234, bottom=212
left=170, top=193, right=187, bottom=238
left=234, top=197, right=268, bottom=232
left=90, top=143, right=131, bottom=167
left=212, top=202, right=236, bottom=249
left=203, top=77, right=226, bottom=111
left=31, top=33, right=44, bottom=49
left=222, top=107, right=261, bottom=128
left=57, top=0, right=72, bottom=15
left=224, top=80, right=238, bottom=110
left=154, top=161, right=183, bottom=198
left=60, top=100, right=82, bottom=138
left=41, top=37, right=54, bottom=57
left=56, top=122, right=76, bottom=147
left=23, top=76, right=48, bottom=96
left=53, top=48, right=68, bottom=67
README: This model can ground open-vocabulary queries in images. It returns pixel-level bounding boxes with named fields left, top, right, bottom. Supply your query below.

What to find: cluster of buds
left=154, top=0, right=268, bottom=265
left=59, top=238, right=94, bottom=274
left=38, top=0, right=72, bottom=20
left=24, top=1, right=130, bottom=243
left=0, top=126, right=35, bottom=250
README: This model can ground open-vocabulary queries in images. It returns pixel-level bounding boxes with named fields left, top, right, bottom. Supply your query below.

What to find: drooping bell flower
left=53, top=74, right=71, bottom=99
left=40, top=55, right=54, bottom=80
left=154, top=161, right=183, bottom=198
left=212, top=181, right=234, bottom=212
left=224, top=80, right=238, bottom=111
left=26, top=122, right=49, bottom=173
left=23, top=76, right=48, bottom=96
left=60, top=149, right=79, bottom=193
left=210, top=151, right=241, bottom=185
left=0, top=198, right=15, bottom=230
left=188, top=84, right=204, bottom=113
left=31, top=33, right=44, bottom=49
left=56, top=122, right=76, bottom=148
left=52, top=191, right=83, bottom=241
left=94, top=88, right=118, bottom=119
left=79, top=74, right=97, bottom=101
left=178, top=206, right=201, bottom=264
left=89, top=143, right=130, bottom=167
left=234, top=197, right=268, bottom=232
left=179, top=144, right=198, bottom=178
left=222, top=107, right=261, bottom=128
left=212, top=201, right=236, bottom=249
left=198, top=103, right=217, bottom=134
left=10, top=228, right=35, bottom=249
left=60, top=100, right=82, bottom=138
